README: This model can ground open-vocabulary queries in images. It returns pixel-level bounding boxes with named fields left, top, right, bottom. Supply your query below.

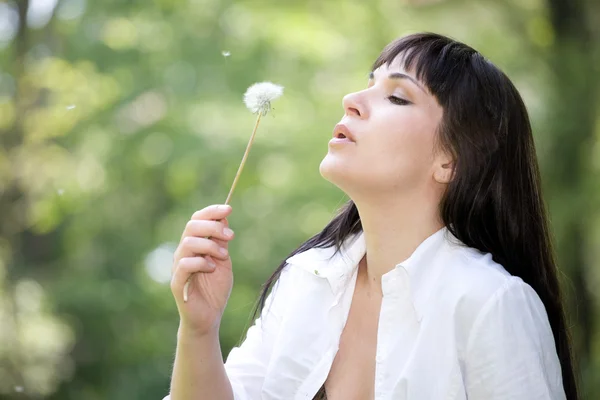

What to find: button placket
left=377, top=270, right=413, bottom=397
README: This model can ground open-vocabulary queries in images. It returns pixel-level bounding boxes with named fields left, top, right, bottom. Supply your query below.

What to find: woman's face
left=319, top=56, right=449, bottom=200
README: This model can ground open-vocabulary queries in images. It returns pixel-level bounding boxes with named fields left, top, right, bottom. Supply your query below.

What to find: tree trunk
left=543, top=0, right=597, bottom=393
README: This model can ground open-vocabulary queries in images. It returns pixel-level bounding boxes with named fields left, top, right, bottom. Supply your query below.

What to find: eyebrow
left=368, top=71, right=426, bottom=93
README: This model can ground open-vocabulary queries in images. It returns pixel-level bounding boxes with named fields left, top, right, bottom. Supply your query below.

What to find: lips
left=332, top=123, right=355, bottom=142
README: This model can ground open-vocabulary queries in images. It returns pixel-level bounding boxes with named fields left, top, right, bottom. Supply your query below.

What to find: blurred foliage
left=0, top=0, right=598, bottom=398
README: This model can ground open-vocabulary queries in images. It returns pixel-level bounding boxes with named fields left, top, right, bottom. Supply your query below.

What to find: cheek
left=367, top=117, right=436, bottom=180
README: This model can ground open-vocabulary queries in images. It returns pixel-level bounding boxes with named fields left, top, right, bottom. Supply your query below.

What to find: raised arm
left=163, top=204, right=291, bottom=400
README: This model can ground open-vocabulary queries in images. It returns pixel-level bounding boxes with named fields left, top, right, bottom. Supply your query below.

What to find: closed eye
left=388, top=95, right=411, bottom=105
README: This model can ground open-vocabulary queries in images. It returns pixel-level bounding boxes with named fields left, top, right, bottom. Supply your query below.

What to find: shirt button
left=332, top=294, right=342, bottom=306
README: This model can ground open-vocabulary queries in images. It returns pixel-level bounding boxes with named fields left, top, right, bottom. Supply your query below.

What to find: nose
left=342, top=91, right=366, bottom=119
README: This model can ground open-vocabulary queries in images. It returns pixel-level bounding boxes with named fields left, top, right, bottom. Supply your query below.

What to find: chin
left=319, top=154, right=339, bottom=181
left=319, top=155, right=356, bottom=192
left=320, top=155, right=397, bottom=199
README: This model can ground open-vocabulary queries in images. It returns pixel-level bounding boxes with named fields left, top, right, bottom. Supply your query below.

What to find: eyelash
left=388, top=95, right=410, bottom=105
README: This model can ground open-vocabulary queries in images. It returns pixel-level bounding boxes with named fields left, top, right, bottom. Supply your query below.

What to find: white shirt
left=164, top=227, right=565, bottom=400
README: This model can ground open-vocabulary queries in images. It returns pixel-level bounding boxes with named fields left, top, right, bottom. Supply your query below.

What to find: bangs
left=370, top=33, right=480, bottom=102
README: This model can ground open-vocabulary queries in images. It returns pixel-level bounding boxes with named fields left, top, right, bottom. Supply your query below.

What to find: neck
left=354, top=194, right=444, bottom=295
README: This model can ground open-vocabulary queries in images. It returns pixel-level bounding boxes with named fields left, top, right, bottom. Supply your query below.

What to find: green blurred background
left=0, top=0, right=598, bottom=398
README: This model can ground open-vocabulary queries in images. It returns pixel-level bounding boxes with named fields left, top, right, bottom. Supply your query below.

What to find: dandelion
left=243, top=82, right=283, bottom=116
left=226, top=82, right=284, bottom=204
left=183, top=81, right=284, bottom=302
left=222, top=50, right=231, bottom=57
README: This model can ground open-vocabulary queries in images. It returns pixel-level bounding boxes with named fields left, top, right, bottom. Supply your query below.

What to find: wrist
left=177, top=321, right=219, bottom=341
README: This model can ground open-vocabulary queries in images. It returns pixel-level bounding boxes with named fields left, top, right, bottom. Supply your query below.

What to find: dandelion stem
left=183, top=112, right=263, bottom=303
left=225, top=112, right=262, bottom=205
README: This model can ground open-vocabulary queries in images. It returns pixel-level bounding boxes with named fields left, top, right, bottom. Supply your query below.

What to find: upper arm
left=464, top=278, right=566, bottom=400
left=224, top=264, right=293, bottom=400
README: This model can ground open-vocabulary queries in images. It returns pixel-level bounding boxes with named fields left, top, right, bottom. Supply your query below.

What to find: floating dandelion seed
left=57, top=189, right=64, bottom=196
left=66, top=104, right=76, bottom=110
left=14, top=386, right=24, bottom=393
left=183, top=81, right=284, bottom=302
left=222, top=50, right=231, bottom=57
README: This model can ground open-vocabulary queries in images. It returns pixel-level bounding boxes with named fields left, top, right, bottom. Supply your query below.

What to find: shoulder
left=437, top=241, right=549, bottom=345
left=439, top=239, right=514, bottom=307
left=454, top=257, right=564, bottom=398
left=445, top=239, right=512, bottom=288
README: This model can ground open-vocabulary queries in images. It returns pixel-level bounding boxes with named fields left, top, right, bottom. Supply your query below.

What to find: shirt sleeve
left=223, top=264, right=293, bottom=400
left=464, top=277, right=566, bottom=400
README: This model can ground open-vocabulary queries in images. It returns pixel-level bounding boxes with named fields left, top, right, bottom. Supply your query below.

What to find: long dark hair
left=249, top=33, right=579, bottom=399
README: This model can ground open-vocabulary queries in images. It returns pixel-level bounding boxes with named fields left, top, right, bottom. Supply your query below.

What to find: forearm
left=168, top=324, right=234, bottom=400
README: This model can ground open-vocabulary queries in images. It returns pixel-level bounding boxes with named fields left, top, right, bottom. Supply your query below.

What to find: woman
left=163, top=33, right=579, bottom=399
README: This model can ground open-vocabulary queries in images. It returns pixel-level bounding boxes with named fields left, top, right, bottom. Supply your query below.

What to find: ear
left=433, top=153, right=455, bottom=184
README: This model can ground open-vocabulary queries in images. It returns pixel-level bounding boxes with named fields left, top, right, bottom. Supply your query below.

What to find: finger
left=171, top=257, right=216, bottom=293
left=190, top=204, right=232, bottom=222
left=181, top=219, right=234, bottom=242
left=175, top=236, right=230, bottom=261
left=204, top=255, right=216, bottom=268
left=210, top=218, right=232, bottom=249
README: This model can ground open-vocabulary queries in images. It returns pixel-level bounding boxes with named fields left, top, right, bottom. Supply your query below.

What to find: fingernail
left=208, top=259, right=216, bottom=268
left=219, top=247, right=229, bottom=256
left=223, top=228, right=234, bottom=237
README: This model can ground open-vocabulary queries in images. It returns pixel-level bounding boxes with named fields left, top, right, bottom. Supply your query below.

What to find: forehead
left=371, top=55, right=416, bottom=79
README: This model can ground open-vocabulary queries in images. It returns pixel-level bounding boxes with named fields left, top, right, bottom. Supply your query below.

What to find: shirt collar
left=285, top=226, right=462, bottom=321
left=285, top=231, right=366, bottom=295
left=394, top=226, right=458, bottom=321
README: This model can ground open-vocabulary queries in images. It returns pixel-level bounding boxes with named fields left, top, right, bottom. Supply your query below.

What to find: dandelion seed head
left=243, top=82, right=284, bottom=116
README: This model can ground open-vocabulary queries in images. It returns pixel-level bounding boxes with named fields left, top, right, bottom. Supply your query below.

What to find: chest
left=324, top=272, right=382, bottom=400
left=260, top=262, right=466, bottom=400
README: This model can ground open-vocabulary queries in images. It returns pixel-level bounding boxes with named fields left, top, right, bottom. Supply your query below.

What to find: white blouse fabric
left=164, top=226, right=566, bottom=400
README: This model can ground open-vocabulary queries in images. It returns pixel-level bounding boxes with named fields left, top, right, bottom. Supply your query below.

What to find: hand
left=171, top=204, right=235, bottom=336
